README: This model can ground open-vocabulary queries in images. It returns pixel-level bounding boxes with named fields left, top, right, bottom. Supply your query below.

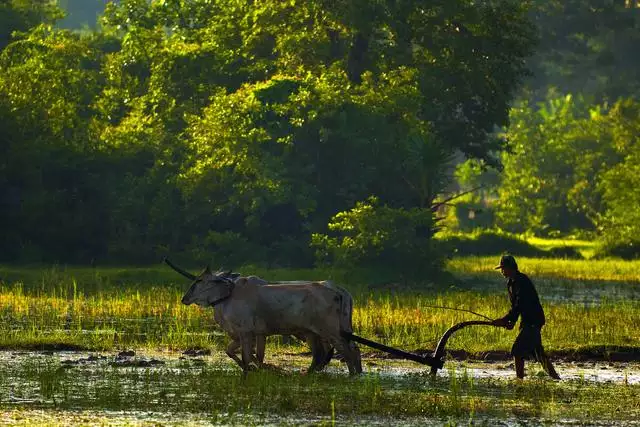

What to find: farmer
left=492, top=254, right=561, bottom=380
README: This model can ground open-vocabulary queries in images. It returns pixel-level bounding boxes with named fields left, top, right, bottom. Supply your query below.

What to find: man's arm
left=493, top=287, right=520, bottom=328
left=501, top=305, right=520, bottom=324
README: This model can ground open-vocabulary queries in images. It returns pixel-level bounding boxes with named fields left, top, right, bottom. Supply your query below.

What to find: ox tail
left=334, top=285, right=354, bottom=334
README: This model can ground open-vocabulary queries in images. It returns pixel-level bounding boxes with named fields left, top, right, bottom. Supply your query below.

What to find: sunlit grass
left=525, top=236, right=594, bottom=249
left=527, top=236, right=596, bottom=258
left=447, top=255, right=640, bottom=282
left=0, top=259, right=638, bottom=354
left=1, top=286, right=637, bottom=353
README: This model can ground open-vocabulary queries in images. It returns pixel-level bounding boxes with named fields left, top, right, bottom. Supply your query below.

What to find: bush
left=311, top=197, right=443, bottom=279
left=437, top=230, right=548, bottom=257
left=593, top=238, right=640, bottom=260
left=547, top=246, right=583, bottom=259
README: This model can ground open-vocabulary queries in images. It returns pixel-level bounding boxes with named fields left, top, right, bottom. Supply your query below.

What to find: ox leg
left=349, top=340, right=362, bottom=374
left=307, top=334, right=329, bottom=373
left=334, top=337, right=362, bottom=375
left=228, top=336, right=264, bottom=367
left=239, top=333, right=256, bottom=374
left=225, top=339, right=244, bottom=369
left=312, top=336, right=334, bottom=372
left=255, top=335, right=266, bottom=365
left=318, top=339, right=335, bottom=371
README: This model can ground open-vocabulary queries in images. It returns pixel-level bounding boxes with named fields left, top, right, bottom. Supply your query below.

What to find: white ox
left=181, top=267, right=362, bottom=375
left=211, top=273, right=335, bottom=371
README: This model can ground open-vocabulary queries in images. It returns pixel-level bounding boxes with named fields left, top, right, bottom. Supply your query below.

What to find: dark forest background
left=1, top=1, right=639, bottom=273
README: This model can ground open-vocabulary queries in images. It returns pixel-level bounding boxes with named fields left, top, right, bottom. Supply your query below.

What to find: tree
left=0, top=0, right=538, bottom=267
left=596, top=99, right=640, bottom=257
left=525, top=0, right=640, bottom=102
left=0, top=26, right=108, bottom=260
left=0, top=0, right=62, bottom=50
left=496, top=95, right=619, bottom=235
left=311, top=197, right=440, bottom=277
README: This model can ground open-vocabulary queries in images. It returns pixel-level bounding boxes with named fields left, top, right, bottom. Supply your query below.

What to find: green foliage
left=436, top=230, right=548, bottom=258
left=482, top=96, right=640, bottom=258
left=0, top=0, right=62, bottom=50
left=311, top=197, right=441, bottom=277
left=188, top=231, right=268, bottom=268
left=455, top=159, right=501, bottom=195
left=451, top=1, right=640, bottom=241
left=494, top=95, right=640, bottom=254
left=445, top=159, right=501, bottom=232
left=526, top=0, right=640, bottom=102
left=0, top=26, right=109, bottom=261
left=496, top=94, right=621, bottom=235
left=594, top=100, right=640, bottom=258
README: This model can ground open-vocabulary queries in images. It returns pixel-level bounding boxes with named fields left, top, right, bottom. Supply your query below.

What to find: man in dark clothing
left=492, top=255, right=561, bottom=380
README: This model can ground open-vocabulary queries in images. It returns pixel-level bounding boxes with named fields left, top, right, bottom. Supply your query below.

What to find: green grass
left=447, top=255, right=640, bottom=282
left=0, top=258, right=638, bottom=354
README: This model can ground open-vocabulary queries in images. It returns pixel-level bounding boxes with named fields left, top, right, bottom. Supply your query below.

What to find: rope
left=421, top=305, right=493, bottom=321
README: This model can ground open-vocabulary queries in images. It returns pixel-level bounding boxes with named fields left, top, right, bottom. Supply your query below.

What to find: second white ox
left=181, top=267, right=362, bottom=375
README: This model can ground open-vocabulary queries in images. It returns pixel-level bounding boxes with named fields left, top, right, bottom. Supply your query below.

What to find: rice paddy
left=0, top=255, right=639, bottom=425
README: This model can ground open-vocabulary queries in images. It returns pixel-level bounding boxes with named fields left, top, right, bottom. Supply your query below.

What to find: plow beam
left=341, top=331, right=444, bottom=369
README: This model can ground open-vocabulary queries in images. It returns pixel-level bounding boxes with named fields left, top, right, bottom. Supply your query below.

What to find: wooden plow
left=344, top=320, right=497, bottom=375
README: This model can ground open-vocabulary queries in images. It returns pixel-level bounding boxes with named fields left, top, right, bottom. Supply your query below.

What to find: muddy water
left=1, top=350, right=639, bottom=426
left=1, top=349, right=638, bottom=386
left=360, top=358, right=640, bottom=385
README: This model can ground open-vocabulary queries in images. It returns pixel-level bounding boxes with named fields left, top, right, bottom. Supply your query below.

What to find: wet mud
left=364, top=344, right=640, bottom=364
left=1, top=348, right=639, bottom=385
left=1, top=349, right=639, bottom=426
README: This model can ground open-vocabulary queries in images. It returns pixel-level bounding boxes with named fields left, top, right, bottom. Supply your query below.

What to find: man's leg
left=514, top=356, right=525, bottom=379
left=539, top=352, right=561, bottom=380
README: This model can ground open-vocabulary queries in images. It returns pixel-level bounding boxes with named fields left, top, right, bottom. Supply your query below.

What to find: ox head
left=163, top=258, right=240, bottom=307
left=181, top=266, right=240, bottom=307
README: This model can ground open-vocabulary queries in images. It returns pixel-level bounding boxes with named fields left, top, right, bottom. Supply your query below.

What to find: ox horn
left=164, top=257, right=197, bottom=280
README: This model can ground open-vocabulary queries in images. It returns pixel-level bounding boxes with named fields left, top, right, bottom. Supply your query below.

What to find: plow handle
left=429, top=320, right=497, bottom=376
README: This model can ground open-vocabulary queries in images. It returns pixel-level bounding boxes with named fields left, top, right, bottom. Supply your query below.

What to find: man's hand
left=492, top=318, right=514, bottom=329
left=504, top=321, right=515, bottom=330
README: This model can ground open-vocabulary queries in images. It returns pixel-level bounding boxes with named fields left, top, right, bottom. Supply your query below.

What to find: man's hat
left=495, top=254, right=518, bottom=270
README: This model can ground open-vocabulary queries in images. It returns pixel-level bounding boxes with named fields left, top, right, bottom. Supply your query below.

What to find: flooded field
left=1, top=349, right=639, bottom=426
